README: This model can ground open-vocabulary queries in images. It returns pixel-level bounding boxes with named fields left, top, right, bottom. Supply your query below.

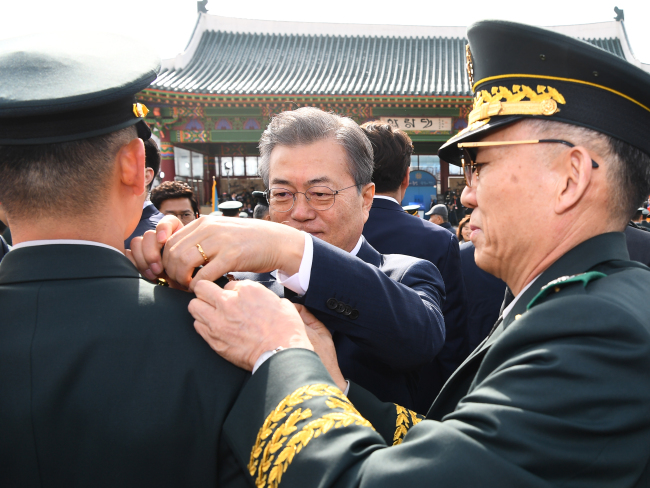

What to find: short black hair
left=0, top=126, right=136, bottom=221
left=144, top=139, right=161, bottom=192
left=150, top=181, right=200, bottom=217
left=360, top=122, right=413, bottom=193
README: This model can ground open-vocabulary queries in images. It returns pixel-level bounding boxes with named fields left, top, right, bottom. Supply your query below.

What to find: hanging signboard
left=380, top=117, right=452, bottom=131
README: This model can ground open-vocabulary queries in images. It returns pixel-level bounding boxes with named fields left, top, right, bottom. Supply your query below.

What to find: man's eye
left=272, top=192, right=291, bottom=199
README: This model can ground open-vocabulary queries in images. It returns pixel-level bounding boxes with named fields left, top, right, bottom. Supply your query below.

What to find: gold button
left=515, top=314, right=522, bottom=320
left=554, top=286, right=561, bottom=293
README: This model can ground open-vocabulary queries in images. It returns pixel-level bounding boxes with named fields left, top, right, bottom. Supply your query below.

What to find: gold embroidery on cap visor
left=133, top=103, right=149, bottom=118
left=468, top=85, right=565, bottom=126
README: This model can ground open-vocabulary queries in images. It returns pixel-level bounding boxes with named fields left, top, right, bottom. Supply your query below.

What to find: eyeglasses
left=265, top=184, right=358, bottom=212
left=458, top=139, right=600, bottom=188
left=163, top=210, right=196, bottom=224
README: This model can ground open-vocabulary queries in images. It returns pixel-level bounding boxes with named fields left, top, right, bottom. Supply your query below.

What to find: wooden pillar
left=440, top=160, right=449, bottom=194
left=159, top=129, right=175, bottom=182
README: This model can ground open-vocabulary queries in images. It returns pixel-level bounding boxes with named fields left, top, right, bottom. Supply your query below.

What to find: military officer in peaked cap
left=179, top=20, right=650, bottom=487
left=0, top=33, right=249, bottom=486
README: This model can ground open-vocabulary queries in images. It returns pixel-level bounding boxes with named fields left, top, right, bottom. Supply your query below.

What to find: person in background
left=457, top=215, right=472, bottom=243
left=361, top=121, right=469, bottom=410
left=218, top=200, right=242, bottom=217
left=124, top=138, right=163, bottom=249
left=252, top=190, right=270, bottom=220
left=150, top=181, right=199, bottom=225
left=426, top=204, right=454, bottom=232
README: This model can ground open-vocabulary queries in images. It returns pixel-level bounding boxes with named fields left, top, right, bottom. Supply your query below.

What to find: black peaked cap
left=0, top=32, right=160, bottom=144
left=438, top=20, right=650, bottom=165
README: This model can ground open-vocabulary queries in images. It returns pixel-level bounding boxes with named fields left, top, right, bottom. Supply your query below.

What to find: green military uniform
left=223, top=232, right=650, bottom=487
left=0, top=245, right=250, bottom=487
left=0, top=33, right=250, bottom=486
left=217, top=19, right=650, bottom=488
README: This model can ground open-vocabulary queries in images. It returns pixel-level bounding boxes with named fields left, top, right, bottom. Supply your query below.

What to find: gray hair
left=258, top=107, right=374, bottom=191
left=522, top=119, right=650, bottom=224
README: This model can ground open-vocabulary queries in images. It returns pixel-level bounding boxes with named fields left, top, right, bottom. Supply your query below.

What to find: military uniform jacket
left=222, top=232, right=650, bottom=488
left=0, top=244, right=249, bottom=488
left=235, top=236, right=445, bottom=409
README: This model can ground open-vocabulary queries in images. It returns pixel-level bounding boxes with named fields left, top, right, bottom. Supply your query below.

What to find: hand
left=133, top=215, right=306, bottom=291
left=127, top=215, right=184, bottom=285
left=295, top=304, right=347, bottom=392
left=189, top=279, right=313, bottom=371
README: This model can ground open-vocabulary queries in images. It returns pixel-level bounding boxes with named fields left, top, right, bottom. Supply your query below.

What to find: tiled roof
left=151, top=16, right=634, bottom=96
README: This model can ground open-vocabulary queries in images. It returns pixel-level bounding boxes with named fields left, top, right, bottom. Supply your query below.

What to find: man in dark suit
left=459, top=241, right=507, bottom=350
left=0, top=33, right=248, bottom=487
left=624, top=221, right=650, bottom=266
left=184, top=20, right=650, bottom=487
left=132, top=107, right=446, bottom=410
left=124, top=139, right=164, bottom=249
left=360, top=122, right=469, bottom=409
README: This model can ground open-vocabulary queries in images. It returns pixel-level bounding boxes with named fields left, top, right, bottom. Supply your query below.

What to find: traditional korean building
left=138, top=14, right=647, bottom=206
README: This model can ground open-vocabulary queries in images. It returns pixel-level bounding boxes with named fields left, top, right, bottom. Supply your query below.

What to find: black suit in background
left=363, top=197, right=469, bottom=412
left=124, top=201, right=164, bottom=250
left=0, top=244, right=248, bottom=487
left=235, top=236, right=446, bottom=409
left=624, top=222, right=650, bottom=267
left=459, top=241, right=508, bottom=351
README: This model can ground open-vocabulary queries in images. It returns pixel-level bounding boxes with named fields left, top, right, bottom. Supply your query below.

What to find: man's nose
left=290, top=193, right=316, bottom=220
left=460, top=185, right=477, bottom=209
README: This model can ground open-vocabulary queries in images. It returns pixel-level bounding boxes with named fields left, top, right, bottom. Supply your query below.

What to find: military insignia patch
left=527, top=271, right=607, bottom=310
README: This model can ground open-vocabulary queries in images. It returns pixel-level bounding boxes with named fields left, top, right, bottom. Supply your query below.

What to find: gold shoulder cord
left=393, top=405, right=425, bottom=445
left=249, top=384, right=374, bottom=488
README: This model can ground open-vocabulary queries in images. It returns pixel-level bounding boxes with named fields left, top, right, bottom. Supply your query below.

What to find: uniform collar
left=502, top=232, right=629, bottom=328
left=0, top=243, right=140, bottom=285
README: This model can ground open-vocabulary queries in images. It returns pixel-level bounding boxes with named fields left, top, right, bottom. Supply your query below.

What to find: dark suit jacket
left=625, top=222, right=650, bottom=266
left=124, top=202, right=164, bottom=250
left=0, top=244, right=249, bottom=488
left=224, top=233, right=650, bottom=488
left=363, top=198, right=469, bottom=411
left=235, top=236, right=445, bottom=408
left=459, top=241, right=507, bottom=350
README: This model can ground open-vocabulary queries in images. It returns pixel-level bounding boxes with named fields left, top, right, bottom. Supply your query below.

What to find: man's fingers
left=141, top=230, right=164, bottom=275
left=295, top=304, right=328, bottom=332
left=189, top=261, right=230, bottom=291
left=192, top=280, right=225, bottom=310
left=155, top=215, right=184, bottom=244
left=129, top=236, right=156, bottom=278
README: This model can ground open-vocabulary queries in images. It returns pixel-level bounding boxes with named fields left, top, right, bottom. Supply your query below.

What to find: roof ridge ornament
left=465, top=44, right=474, bottom=87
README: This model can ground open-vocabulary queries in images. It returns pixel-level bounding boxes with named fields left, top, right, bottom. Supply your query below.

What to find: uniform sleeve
left=224, top=294, right=650, bottom=488
left=302, top=238, right=446, bottom=370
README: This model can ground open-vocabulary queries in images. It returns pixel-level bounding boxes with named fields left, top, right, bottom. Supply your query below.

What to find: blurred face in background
left=158, top=198, right=197, bottom=225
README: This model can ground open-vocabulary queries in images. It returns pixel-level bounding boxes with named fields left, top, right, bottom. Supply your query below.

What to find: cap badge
left=469, top=85, right=565, bottom=125
left=465, top=44, right=474, bottom=87
left=133, top=103, right=149, bottom=119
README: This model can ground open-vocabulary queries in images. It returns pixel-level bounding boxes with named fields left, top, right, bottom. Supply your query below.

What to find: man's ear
left=117, top=138, right=146, bottom=196
left=555, top=145, right=596, bottom=215
left=360, top=182, right=375, bottom=224
left=401, top=167, right=410, bottom=193
left=144, top=167, right=155, bottom=188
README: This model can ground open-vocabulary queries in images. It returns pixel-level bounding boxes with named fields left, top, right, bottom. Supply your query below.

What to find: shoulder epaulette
left=527, top=271, right=607, bottom=311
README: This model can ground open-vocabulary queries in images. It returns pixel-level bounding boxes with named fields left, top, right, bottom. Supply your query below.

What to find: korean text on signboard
left=380, top=117, right=452, bottom=131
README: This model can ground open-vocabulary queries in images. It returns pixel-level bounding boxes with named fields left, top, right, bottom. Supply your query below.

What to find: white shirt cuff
left=276, top=232, right=313, bottom=296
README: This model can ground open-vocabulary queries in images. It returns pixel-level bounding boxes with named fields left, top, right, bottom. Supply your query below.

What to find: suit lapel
left=354, top=238, right=382, bottom=267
